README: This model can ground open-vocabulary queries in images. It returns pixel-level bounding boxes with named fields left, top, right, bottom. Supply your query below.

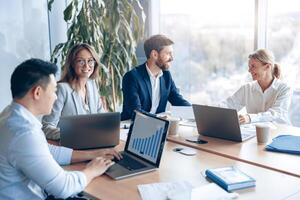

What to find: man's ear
left=150, top=50, right=159, bottom=59
left=31, top=85, right=42, bottom=100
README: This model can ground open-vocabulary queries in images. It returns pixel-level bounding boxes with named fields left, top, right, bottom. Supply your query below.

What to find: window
left=160, top=0, right=255, bottom=105
left=159, top=0, right=300, bottom=126
left=268, top=1, right=300, bottom=126
left=0, top=1, right=50, bottom=110
left=268, top=0, right=300, bottom=87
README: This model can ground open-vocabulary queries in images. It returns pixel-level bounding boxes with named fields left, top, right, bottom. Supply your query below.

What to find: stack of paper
left=138, top=181, right=238, bottom=200
left=169, top=106, right=194, bottom=121
left=191, top=183, right=239, bottom=200
left=138, top=181, right=192, bottom=200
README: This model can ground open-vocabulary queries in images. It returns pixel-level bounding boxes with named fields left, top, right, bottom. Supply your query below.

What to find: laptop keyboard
left=242, top=132, right=254, bottom=138
left=113, top=153, right=147, bottom=171
left=241, top=124, right=256, bottom=138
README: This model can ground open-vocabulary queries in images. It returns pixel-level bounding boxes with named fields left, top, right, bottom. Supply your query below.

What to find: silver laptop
left=59, top=113, right=120, bottom=149
left=192, top=104, right=256, bottom=142
left=106, top=110, right=169, bottom=180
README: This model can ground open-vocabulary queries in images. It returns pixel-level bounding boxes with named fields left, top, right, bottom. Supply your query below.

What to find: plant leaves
left=51, top=0, right=145, bottom=111
left=64, top=2, right=74, bottom=21
left=48, top=0, right=55, bottom=11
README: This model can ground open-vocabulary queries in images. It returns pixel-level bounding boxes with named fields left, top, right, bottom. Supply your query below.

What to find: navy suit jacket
left=121, top=63, right=191, bottom=120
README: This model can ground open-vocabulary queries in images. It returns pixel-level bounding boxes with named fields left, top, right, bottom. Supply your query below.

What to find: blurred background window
left=158, top=0, right=300, bottom=126
left=159, top=0, right=254, bottom=105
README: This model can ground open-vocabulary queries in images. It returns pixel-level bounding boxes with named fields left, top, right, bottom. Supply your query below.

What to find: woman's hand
left=238, top=114, right=251, bottom=124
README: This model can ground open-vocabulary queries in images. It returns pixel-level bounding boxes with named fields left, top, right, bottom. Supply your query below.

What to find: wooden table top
left=66, top=141, right=300, bottom=200
left=167, top=124, right=300, bottom=178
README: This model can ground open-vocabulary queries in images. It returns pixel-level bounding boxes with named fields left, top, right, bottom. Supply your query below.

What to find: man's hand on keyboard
left=95, top=148, right=122, bottom=160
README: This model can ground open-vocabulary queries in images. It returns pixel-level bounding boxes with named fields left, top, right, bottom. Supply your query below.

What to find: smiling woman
left=222, top=49, right=292, bottom=124
left=42, top=43, right=105, bottom=140
left=73, top=49, right=96, bottom=81
left=248, top=49, right=281, bottom=86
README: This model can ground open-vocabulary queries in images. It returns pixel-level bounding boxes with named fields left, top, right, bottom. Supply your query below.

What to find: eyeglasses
left=75, top=59, right=96, bottom=67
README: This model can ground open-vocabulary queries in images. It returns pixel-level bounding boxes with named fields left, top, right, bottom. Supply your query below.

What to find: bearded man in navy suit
left=121, top=34, right=191, bottom=120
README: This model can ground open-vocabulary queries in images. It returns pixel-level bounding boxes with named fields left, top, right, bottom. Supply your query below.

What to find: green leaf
left=48, top=0, right=55, bottom=11
left=64, top=2, right=74, bottom=21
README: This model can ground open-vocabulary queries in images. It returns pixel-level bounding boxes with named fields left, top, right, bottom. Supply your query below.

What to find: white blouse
left=222, top=78, right=292, bottom=124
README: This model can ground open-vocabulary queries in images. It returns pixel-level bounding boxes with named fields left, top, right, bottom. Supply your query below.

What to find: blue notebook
left=266, top=135, right=300, bottom=155
left=205, top=166, right=256, bottom=192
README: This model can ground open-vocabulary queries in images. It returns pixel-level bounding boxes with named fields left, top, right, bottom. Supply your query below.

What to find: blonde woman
left=223, top=49, right=292, bottom=124
left=42, top=43, right=104, bottom=140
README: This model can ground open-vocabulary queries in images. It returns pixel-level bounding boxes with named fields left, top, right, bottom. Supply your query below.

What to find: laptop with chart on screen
left=105, top=110, right=169, bottom=180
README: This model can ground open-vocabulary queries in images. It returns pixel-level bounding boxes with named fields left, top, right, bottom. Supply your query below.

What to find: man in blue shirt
left=121, top=34, right=191, bottom=120
left=0, top=59, right=120, bottom=199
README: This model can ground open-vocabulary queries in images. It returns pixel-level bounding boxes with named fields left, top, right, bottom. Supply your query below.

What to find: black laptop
left=59, top=112, right=120, bottom=149
left=105, top=110, right=169, bottom=180
left=192, top=104, right=256, bottom=142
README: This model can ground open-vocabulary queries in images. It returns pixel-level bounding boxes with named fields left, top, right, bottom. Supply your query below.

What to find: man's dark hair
left=10, top=58, right=58, bottom=99
left=144, top=34, right=174, bottom=59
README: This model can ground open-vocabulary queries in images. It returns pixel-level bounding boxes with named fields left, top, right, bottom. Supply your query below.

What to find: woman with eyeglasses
left=42, top=43, right=105, bottom=140
left=222, top=49, right=292, bottom=124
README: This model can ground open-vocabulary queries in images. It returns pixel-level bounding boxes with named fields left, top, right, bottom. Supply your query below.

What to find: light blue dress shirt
left=0, top=102, right=87, bottom=199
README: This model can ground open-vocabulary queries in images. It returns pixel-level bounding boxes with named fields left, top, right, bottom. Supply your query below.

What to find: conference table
left=67, top=141, right=300, bottom=200
left=167, top=123, right=300, bottom=178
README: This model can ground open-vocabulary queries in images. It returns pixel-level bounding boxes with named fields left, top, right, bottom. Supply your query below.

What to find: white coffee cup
left=256, top=124, right=270, bottom=144
left=168, top=117, right=180, bottom=136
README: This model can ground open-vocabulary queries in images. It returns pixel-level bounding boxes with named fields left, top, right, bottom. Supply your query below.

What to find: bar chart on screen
left=127, top=112, right=167, bottom=163
left=131, top=127, right=164, bottom=159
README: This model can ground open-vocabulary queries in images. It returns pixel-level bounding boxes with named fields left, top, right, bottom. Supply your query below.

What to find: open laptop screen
left=125, top=111, right=169, bottom=166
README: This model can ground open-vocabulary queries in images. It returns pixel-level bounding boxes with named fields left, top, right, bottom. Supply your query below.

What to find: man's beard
left=155, top=58, right=172, bottom=70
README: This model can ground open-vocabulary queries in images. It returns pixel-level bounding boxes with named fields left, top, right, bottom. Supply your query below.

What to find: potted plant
left=48, top=0, right=145, bottom=111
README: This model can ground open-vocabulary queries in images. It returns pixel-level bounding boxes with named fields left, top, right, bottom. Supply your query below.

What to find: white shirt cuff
left=48, top=144, right=73, bottom=165
left=248, top=113, right=258, bottom=123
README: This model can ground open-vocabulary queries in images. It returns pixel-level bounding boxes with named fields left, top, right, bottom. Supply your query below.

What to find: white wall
left=0, top=0, right=50, bottom=111
left=0, top=0, right=69, bottom=111
left=47, top=0, right=68, bottom=78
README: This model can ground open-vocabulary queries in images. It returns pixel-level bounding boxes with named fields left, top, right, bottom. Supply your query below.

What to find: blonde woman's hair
left=248, top=49, right=281, bottom=79
left=60, top=43, right=101, bottom=84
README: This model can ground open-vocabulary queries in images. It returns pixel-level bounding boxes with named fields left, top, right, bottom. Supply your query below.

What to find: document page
left=138, top=181, right=193, bottom=200
left=191, top=183, right=238, bottom=200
